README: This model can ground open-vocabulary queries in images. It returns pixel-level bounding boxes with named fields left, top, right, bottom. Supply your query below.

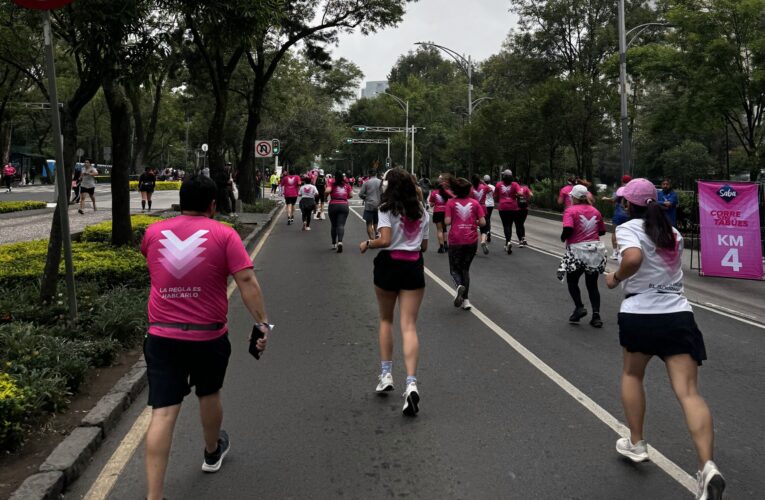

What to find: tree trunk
left=238, top=92, right=263, bottom=204
left=128, top=74, right=165, bottom=173
left=102, top=77, right=133, bottom=246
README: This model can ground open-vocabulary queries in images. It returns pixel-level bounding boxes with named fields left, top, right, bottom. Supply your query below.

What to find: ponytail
left=630, top=201, right=675, bottom=249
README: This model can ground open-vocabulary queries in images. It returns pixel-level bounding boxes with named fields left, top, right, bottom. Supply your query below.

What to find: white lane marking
left=350, top=207, right=696, bottom=493
left=490, top=228, right=765, bottom=330
left=85, top=208, right=283, bottom=500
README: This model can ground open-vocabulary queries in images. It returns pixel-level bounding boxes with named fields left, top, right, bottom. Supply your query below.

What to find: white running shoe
left=610, top=250, right=619, bottom=260
left=402, top=382, right=419, bottom=416
left=375, top=372, right=394, bottom=393
left=453, top=285, right=465, bottom=307
left=461, top=299, right=472, bottom=310
left=615, top=437, right=649, bottom=462
left=695, top=461, right=725, bottom=500
left=332, top=243, right=337, bottom=250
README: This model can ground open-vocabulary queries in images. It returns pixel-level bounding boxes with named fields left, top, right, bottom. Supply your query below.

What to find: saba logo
left=717, top=185, right=737, bottom=203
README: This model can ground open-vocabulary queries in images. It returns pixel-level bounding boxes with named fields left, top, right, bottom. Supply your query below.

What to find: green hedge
left=128, top=180, right=181, bottom=191
left=0, top=201, right=48, bottom=214
left=0, top=239, right=147, bottom=289
left=82, top=214, right=161, bottom=243
left=242, top=199, right=278, bottom=214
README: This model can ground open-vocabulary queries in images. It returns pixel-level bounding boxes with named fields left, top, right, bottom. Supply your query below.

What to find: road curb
left=9, top=208, right=278, bottom=500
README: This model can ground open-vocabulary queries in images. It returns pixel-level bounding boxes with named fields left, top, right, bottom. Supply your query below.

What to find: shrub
left=128, top=180, right=181, bottom=191
left=242, top=199, right=278, bottom=213
left=93, top=176, right=111, bottom=183
left=0, top=372, right=32, bottom=451
left=86, top=286, right=148, bottom=346
left=0, top=201, right=48, bottom=214
left=0, top=240, right=148, bottom=289
left=82, top=214, right=161, bottom=243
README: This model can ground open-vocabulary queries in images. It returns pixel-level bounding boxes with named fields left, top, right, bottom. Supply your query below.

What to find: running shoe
left=569, top=306, right=588, bottom=323
left=611, top=250, right=619, bottom=261
left=461, top=299, right=472, bottom=310
left=520, top=239, right=528, bottom=247
left=402, top=382, right=419, bottom=416
left=305, top=227, right=311, bottom=231
left=437, top=246, right=445, bottom=254
left=332, top=243, right=337, bottom=250
left=453, top=285, right=466, bottom=307
left=337, top=242, right=343, bottom=253
left=481, top=242, right=489, bottom=255
left=287, top=218, right=291, bottom=225
left=202, top=430, right=231, bottom=472
left=590, top=313, right=603, bottom=328
left=376, top=372, right=394, bottom=393
left=505, top=242, right=513, bottom=254
left=78, top=209, right=84, bottom=215
left=695, top=461, right=725, bottom=500
left=615, top=437, right=648, bottom=463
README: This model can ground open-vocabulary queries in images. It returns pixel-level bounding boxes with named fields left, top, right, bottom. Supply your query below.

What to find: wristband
left=366, top=239, right=372, bottom=249
left=255, top=322, right=274, bottom=332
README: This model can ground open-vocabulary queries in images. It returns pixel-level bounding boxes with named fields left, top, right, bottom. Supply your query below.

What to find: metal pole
left=387, top=137, right=390, bottom=158
left=43, top=10, right=77, bottom=320
left=411, top=127, right=415, bottom=174
left=404, top=101, right=409, bottom=168
left=618, top=0, right=630, bottom=177
left=467, top=56, right=473, bottom=123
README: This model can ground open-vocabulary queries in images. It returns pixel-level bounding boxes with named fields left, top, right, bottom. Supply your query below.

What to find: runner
left=280, top=168, right=302, bottom=225
left=557, top=185, right=607, bottom=327
left=605, top=178, right=725, bottom=500
left=298, top=175, right=318, bottom=231
left=359, top=171, right=383, bottom=239
left=140, top=174, right=270, bottom=500
left=483, top=175, right=495, bottom=243
left=515, top=180, right=533, bottom=247
left=139, top=167, right=157, bottom=212
left=315, top=169, right=327, bottom=220
left=445, top=178, right=486, bottom=311
left=325, top=171, right=352, bottom=252
left=359, top=167, right=429, bottom=416
left=78, top=159, right=98, bottom=214
left=471, top=174, right=492, bottom=254
left=3, top=163, right=16, bottom=192
left=494, top=169, right=520, bottom=254
left=601, top=175, right=632, bottom=259
left=427, top=173, right=453, bottom=253
left=269, top=171, right=279, bottom=195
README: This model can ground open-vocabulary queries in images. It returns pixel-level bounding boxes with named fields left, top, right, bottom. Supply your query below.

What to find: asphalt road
left=65, top=201, right=764, bottom=499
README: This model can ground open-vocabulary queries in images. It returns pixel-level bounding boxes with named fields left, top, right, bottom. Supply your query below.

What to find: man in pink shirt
left=140, top=175, right=271, bottom=500
left=280, top=168, right=302, bottom=225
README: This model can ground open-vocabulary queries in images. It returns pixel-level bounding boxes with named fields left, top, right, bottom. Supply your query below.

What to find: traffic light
left=271, top=138, right=280, bottom=155
left=346, top=138, right=354, bottom=144
left=353, top=126, right=366, bottom=133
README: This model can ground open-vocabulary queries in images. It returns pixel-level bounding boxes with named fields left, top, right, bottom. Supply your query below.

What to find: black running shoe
left=590, top=313, right=603, bottom=328
left=202, top=430, right=230, bottom=473
left=569, top=307, right=587, bottom=323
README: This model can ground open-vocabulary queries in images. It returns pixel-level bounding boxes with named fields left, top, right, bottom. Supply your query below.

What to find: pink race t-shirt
left=494, top=181, right=520, bottom=211
left=280, top=175, right=302, bottom=197
left=329, top=183, right=352, bottom=204
left=428, top=190, right=451, bottom=213
left=472, top=183, right=492, bottom=206
left=141, top=216, right=253, bottom=341
left=559, top=185, right=574, bottom=209
left=445, top=197, right=485, bottom=245
left=562, top=204, right=606, bottom=244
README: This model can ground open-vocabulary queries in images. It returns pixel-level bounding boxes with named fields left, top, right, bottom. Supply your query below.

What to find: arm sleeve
left=671, top=192, right=679, bottom=207
left=377, top=210, right=391, bottom=229
left=598, top=214, right=606, bottom=233
left=226, top=228, right=254, bottom=274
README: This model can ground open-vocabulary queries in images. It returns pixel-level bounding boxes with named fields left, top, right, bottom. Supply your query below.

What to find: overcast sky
left=330, top=0, right=519, bottom=92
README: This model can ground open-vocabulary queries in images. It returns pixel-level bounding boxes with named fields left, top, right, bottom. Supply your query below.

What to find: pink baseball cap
left=621, top=178, right=656, bottom=207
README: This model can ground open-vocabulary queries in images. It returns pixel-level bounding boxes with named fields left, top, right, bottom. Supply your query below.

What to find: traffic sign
left=13, top=0, right=73, bottom=9
left=255, top=140, right=273, bottom=158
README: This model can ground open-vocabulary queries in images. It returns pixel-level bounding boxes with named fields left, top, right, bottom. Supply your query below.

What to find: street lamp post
left=415, top=42, right=474, bottom=122
left=380, top=91, right=408, bottom=167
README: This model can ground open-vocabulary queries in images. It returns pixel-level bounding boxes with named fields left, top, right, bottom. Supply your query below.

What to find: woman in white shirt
left=297, top=176, right=318, bottom=231
left=78, top=159, right=98, bottom=214
left=606, top=178, right=724, bottom=500
left=359, top=168, right=429, bottom=417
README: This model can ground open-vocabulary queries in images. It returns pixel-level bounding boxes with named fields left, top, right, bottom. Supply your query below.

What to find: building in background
left=361, top=81, right=389, bottom=99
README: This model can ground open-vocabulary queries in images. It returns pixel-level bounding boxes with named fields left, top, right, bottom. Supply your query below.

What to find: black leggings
left=300, top=200, right=316, bottom=227
left=498, top=210, right=528, bottom=243
left=328, top=203, right=349, bottom=244
left=481, top=206, right=494, bottom=234
left=566, top=268, right=600, bottom=313
left=3, top=176, right=12, bottom=190
left=448, top=243, right=477, bottom=299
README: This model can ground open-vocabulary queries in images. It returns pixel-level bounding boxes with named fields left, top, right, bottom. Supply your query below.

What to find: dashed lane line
left=83, top=207, right=284, bottom=500
left=349, top=207, right=696, bottom=494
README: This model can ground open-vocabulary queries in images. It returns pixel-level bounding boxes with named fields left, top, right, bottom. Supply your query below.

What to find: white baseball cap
left=570, top=185, right=589, bottom=199
left=483, top=175, right=491, bottom=182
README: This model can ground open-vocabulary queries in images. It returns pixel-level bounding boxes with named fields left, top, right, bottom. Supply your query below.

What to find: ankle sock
left=381, top=361, right=392, bottom=375
left=141, top=200, right=146, bottom=210
left=406, top=375, right=417, bottom=386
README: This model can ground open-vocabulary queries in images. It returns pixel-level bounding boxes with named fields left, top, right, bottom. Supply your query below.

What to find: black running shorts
left=144, top=333, right=232, bottom=408
left=432, top=211, right=445, bottom=224
left=373, top=250, right=425, bottom=291
left=618, top=311, right=707, bottom=365
left=285, top=196, right=297, bottom=206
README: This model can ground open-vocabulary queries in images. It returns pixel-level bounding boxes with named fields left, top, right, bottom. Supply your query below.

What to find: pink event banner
left=698, top=181, right=764, bottom=280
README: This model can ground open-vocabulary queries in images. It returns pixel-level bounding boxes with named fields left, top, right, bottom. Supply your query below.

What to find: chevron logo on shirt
left=579, top=215, right=598, bottom=234
left=158, top=229, right=209, bottom=279
left=455, top=202, right=474, bottom=221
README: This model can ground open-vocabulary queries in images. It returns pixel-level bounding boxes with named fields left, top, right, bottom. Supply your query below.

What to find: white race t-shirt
left=485, top=184, right=495, bottom=208
left=377, top=209, right=430, bottom=251
left=616, top=218, right=692, bottom=314
left=299, top=184, right=318, bottom=200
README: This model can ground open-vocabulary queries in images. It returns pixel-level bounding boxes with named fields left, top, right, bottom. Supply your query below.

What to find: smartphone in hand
left=249, top=325, right=266, bottom=360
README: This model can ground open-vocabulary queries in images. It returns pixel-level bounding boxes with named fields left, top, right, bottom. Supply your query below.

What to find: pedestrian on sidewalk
left=139, top=167, right=157, bottom=212
left=557, top=184, right=607, bottom=327
left=657, top=177, right=679, bottom=228
left=3, top=163, right=16, bottom=192
left=78, top=159, right=98, bottom=214
left=269, top=171, right=279, bottom=195
left=445, top=178, right=486, bottom=311
left=471, top=174, right=492, bottom=254
left=359, top=170, right=383, bottom=239
left=494, top=169, right=521, bottom=254
left=29, top=165, right=36, bottom=185
left=298, top=175, right=318, bottom=231
left=140, top=174, right=270, bottom=500
left=428, top=173, right=453, bottom=253
left=359, top=167, right=429, bottom=416
left=326, top=171, right=352, bottom=252
left=280, top=167, right=301, bottom=225
left=605, top=178, right=724, bottom=500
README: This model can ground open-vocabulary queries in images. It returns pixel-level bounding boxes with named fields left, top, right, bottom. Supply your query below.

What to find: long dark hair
left=333, top=171, right=347, bottom=189
left=438, top=173, right=453, bottom=200
left=380, top=168, right=424, bottom=220
left=471, top=174, right=481, bottom=189
left=453, top=178, right=472, bottom=198
left=629, top=202, right=675, bottom=249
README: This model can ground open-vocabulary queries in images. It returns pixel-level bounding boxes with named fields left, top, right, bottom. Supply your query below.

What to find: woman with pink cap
left=606, top=178, right=724, bottom=500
